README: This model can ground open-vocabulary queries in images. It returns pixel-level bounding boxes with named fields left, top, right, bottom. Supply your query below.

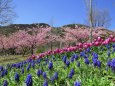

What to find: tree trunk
left=51, top=41, right=53, bottom=51
left=22, top=51, right=25, bottom=57
left=60, top=41, right=62, bottom=49
left=89, top=0, right=93, bottom=43
left=31, top=45, right=34, bottom=55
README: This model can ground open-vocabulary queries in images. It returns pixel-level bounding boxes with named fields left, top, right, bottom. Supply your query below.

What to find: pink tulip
left=83, top=44, right=88, bottom=49
left=94, top=42, right=100, bottom=46
left=97, top=37, right=101, bottom=41
left=112, top=38, right=115, bottom=42
left=59, top=50, right=64, bottom=54
left=31, top=54, right=37, bottom=59
left=78, top=43, right=83, bottom=48
left=110, top=35, right=114, bottom=39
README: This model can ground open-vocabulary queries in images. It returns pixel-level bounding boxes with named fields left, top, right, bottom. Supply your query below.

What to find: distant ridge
left=62, top=24, right=90, bottom=28
left=0, top=23, right=50, bottom=35
left=0, top=23, right=114, bottom=35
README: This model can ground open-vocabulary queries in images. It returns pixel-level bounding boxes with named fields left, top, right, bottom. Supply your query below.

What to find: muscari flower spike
left=107, top=51, right=110, bottom=57
left=0, top=66, right=3, bottom=71
left=93, top=53, right=98, bottom=59
left=3, top=80, right=8, bottom=86
left=37, top=69, right=42, bottom=77
left=25, top=74, right=33, bottom=86
left=68, top=68, right=74, bottom=79
left=77, top=62, right=80, bottom=67
left=112, top=44, right=115, bottom=48
left=4, top=69, right=8, bottom=75
left=42, top=72, right=47, bottom=79
left=106, top=44, right=110, bottom=49
left=50, top=76, right=55, bottom=82
left=21, top=68, right=24, bottom=74
left=66, top=60, right=70, bottom=67
left=84, top=58, right=90, bottom=65
left=92, top=58, right=98, bottom=66
left=62, top=56, right=67, bottom=63
left=68, top=73, right=73, bottom=79
left=1, top=70, right=5, bottom=77
left=74, top=81, right=81, bottom=86
left=97, top=60, right=101, bottom=68
left=14, top=73, right=20, bottom=82
left=54, top=72, right=58, bottom=79
left=86, top=47, right=90, bottom=53
left=32, top=63, right=35, bottom=69
left=48, top=61, right=53, bottom=70
left=107, top=60, right=111, bottom=67
left=26, top=64, right=31, bottom=71
left=74, top=54, right=79, bottom=60
left=43, top=80, right=48, bottom=86
left=70, top=56, right=75, bottom=62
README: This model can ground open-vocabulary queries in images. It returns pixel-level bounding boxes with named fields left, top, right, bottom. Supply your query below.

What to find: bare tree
left=84, top=0, right=111, bottom=42
left=85, top=0, right=93, bottom=42
left=0, top=0, right=16, bottom=25
left=85, top=0, right=111, bottom=28
left=91, top=9, right=111, bottom=28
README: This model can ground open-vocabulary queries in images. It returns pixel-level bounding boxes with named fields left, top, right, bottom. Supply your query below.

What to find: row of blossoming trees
left=0, top=26, right=114, bottom=56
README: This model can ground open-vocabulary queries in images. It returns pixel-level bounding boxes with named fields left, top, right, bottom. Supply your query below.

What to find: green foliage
left=0, top=43, right=115, bottom=85
left=36, top=46, right=45, bottom=53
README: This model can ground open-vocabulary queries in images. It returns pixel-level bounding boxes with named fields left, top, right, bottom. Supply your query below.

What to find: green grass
left=0, top=55, right=28, bottom=65
left=0, top=44, right=115, bottom=86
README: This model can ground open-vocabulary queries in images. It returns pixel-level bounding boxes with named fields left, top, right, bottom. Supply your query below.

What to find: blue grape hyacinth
left=74, top=81, right=81, bottom=86
left=107, top=51, right=110, bottom=57
left=3, top=80, right=8, bottom=86
left=106, top=44, right=110, bottom=49
left=112, top=44, right=115, bottom=48
left=68, top=68, right=74, bottom=79
left=1, top=70, right=5, bottom=77
left=62, top=56, right=67, bottom=63
left=66, top=60, right=70, bottom=67
left=54, top=72, right=58, bottom=79
left=50, top=76, right=55, bottom=82
left=25, top=74, right=33, bottom=86
left=43, top=80, right=48, bottom=86
left=107, top=60, right=111, bottom=67
left=42, top=72, right=47, bottom=79
left=86, top=47, right=90, bottom=53
left=37, top=69, right=42, bottom=77
left=77, top=62, right=80, bottom=67
left=26, top=65, right=31, bottom=71
left=97, top=60, right=101, bottom=68
left=68, top=73, right=73, bottom=79
left=70, top=68, right=74, bottom=75
left=84, top=58, right=90, bottom=65
left=14, top=73, right=20, bottom=82
left=32, top=63, right=35, bottom=69
left=0, top=66, right=3, bottom=71
left=74, top=54, right=79, bottom=60
left=92, top=58, right=98, bottom=66
left=21, top=68, right=24, bottom=74
left=70, top=56, right=75, bottom=62
left=48, top=61, right=53, bottom=70
left=4, top=69, right=8, bottom=75
left=93, top=53, right=98, bottom=59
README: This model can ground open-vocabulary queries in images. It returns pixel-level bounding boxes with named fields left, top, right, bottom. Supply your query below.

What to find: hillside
left=62, top=24, right=90, bottom=28
left=0, top=23, right=50, bottom=35
left=0, top=23, right=114, bottom=36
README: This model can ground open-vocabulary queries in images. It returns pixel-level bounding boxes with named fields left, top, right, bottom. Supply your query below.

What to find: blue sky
left=13, top=0, right=115, bottom=30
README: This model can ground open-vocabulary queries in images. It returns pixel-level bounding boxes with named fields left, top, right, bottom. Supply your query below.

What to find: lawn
left=0, top=55, right=28, bottom=65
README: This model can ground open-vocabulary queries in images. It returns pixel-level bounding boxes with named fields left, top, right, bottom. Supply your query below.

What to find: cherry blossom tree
left=0, top=35, right=9, bottom=55
left=64, top=27, right=90, bottom=44
left=26, top=27, right=51, bottom=54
